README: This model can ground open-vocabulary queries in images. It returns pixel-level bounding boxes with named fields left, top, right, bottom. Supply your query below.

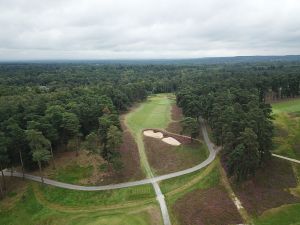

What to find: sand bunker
left=162, top=137, right=181, bottom=146
left=143, top=129, right=181, bottom=146
left=143, top=130, right=164, bottom=139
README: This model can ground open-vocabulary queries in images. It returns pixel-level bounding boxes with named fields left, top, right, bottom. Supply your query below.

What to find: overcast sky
left=0, top=0, right=300, bottom=60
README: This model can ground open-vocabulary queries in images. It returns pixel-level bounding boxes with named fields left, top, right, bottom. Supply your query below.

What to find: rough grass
left=233, top=158, right=300, bottom=217
left=99, top=116, right=145, bottom=184
left=166, top=103, right=183, bottom=134
left=173, top=186, right=243, bottom=225
left=51, top=163, right=93, bottom=184
left=160, top=160, right=217, bottom=197
left=166, top=162, right=220, bottom=206
left=144, top=136, right=208, bottom=175
left=253, top=163, right=300, bottom=225
left=0, top=177, right=28, bottom=210
left=0, top=185, right=161, bottom=225
left=163, top=160, right=242, bottom=225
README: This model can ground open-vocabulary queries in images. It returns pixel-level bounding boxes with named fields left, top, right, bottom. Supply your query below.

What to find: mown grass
left=0, top=187, right=67, bottom=225
left=272, top=98, right=300, bottom=114
left=37, top=183, right=156, bottom=207
left=272, top=99, right=300, bottom=160
left=125, top=94, right=174, bottom=176
left=126, top=94, right=173, bottom=134
left=50, top=163, right=93, bottom=184
left=0, top=185, right=160, bottom=225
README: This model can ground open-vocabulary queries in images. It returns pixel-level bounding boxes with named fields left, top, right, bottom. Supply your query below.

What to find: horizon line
left=0, top=54, right=300, bottom=63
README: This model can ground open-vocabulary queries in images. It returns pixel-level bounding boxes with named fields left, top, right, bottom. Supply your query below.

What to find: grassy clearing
left=272, top=99, right=300, bottom=160
left=0, top=185, right=161, bottom=225
left=50, top=163, right=93, bottom=184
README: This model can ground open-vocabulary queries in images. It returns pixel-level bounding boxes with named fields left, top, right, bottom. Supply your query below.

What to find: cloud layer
left=0, top=0, right=300, bottom=60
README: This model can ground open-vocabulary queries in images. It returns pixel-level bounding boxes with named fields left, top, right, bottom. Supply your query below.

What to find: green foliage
left=180, top=117, right=200, bottom=140
left=228, top=128, right=259, bottom=181
left=0, top=132, right=9, bottom=168
left=99, top=163, right=109, bottom=172
left=0, top=62, right=299, bottom=182
left=26, top=129, right=51, bottom=171
left=106, top=125, right=122, bottom=160
left=84, top=131, right=100, bottom=154
left=61, top=112, right=80, bottom=138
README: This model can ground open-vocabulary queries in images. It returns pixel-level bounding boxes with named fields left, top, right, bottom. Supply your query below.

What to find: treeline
left=177, top=81, right=274, bottom=181
left=0, top=83, right=148, bottom=195
left=0, top=63, right=182, bottom=195
left=174, top=62, right=300, bottom=181
left=0, top=61, right=300, bottom=191
left=0, top=86, right=140, bottom=185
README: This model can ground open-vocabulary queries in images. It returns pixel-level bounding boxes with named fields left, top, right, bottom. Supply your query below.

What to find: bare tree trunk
left=38, top=161, right=44, bottom=184
left=50, top=144, right=55, bottom=169
left=19, top=150, right=25, bottom=180
left=0, top=165, right=6, bottom=191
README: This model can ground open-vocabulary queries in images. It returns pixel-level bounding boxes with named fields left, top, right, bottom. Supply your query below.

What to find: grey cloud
left=0, top=0, right=300, bottom=60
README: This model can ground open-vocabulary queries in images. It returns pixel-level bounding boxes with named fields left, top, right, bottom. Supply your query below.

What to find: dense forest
left=0, top=60, right=300, bottom=187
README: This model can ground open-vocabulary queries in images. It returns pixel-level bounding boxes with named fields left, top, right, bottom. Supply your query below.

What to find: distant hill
left=1, top=55, right=300, bottom=65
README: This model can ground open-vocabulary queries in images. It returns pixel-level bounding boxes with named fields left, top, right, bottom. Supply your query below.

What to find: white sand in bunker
left=143, top=129, right=181, bottom=146
left=143, top=130, right=164, bottom=139
left=162, top=137, right=181, bottom=146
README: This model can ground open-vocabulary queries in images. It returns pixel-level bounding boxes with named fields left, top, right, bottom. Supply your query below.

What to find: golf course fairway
left=125, top=94, right=173, bottom=177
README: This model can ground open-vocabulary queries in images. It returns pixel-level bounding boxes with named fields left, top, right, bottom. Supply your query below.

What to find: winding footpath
left=3, top=119, right=217, bottom=190
left=3, top=118, right=218, bottom=225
